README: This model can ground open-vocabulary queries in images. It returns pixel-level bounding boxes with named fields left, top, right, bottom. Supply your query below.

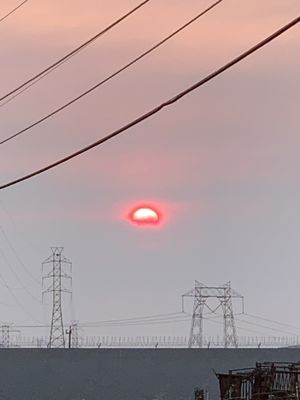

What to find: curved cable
left=0, top=15, right=298, bottom=190
left=81, top=311, right=184, bottom=326
left=202, top=315, right=271, bottom=336
left=81, top=314, right=188, bottom=327
left=0, top=226, right=40, bottom=285
left=243, top=312, right=300, bottom=331
left=0, top=267, right=41, bottom=322
left=0, top=245, right=42, bottom=304
left=0, top=0, right=225, bottom=145
left=82, top=317, right=191, bottom=328
left=234, top=316, right=299, bottom=336
left=0, top=0, right=151, bottom=105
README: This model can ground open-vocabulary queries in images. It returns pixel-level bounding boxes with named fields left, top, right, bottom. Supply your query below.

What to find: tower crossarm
left=183, top=281, right=243, bottom=348
left=42, top=247, right=72, bottom=348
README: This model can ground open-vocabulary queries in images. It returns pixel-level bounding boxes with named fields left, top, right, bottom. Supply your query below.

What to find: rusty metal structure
left=217, top=362, right=300, bottom=400
left=194, top=388, right=208, bottom=400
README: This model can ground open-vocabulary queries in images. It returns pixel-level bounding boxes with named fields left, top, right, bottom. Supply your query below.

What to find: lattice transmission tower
left=42, top=247, right=72, bottom=348
left=182, top=281, right=243, bottom=348
left=0, top=324, right=20, bottom=348
left=1, top=324, right=11, bottom=348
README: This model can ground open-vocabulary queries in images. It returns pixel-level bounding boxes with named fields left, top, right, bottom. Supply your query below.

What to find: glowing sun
left=129, top=206, right=160, bottom=225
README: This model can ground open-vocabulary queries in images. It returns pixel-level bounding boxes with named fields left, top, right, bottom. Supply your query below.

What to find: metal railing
left=2, top=335, right=300, bottom=348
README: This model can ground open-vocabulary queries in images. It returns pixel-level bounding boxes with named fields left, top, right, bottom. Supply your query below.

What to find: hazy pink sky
left=0, top=0, right=299, bottom=340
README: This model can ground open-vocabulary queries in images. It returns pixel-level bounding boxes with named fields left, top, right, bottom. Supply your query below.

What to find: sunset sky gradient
left=0, top=0, right=299, bottom=339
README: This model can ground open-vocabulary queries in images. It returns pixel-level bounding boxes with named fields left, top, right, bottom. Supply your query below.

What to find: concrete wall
left=1, top=348, right=300, bottom=400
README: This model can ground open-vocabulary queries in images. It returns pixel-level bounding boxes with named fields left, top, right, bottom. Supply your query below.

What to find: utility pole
left=71, top=320, right=79, bottom=348
left=42, top=247, right=72, bottom=348
left=65, top=321, right=80, bottom=349
left=182, top=281, right=243, bottom=348
left=66, top=326, right=72, bottom=349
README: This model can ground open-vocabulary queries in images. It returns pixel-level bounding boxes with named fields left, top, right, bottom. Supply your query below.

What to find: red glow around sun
left=129, top=206, right=160, bottom=225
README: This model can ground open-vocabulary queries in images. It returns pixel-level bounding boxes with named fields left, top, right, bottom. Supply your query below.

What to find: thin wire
left=80, top=313, right=284, bottom=336
left=0, top=0, right=151, bottom=105
left=0, top=0, right=29, bottom=24
left=0, top=266, right=40, bottom=322
left=81, top=315, right=189, bottom=327
left=216, top=312, right=300, bottom=336
left=0, top=199, right=44, bottom=254
left=13, top=313, right=185, bottom=328
left=202, top=313, right=300, bottom=337
left=0, top=226, right=40, bottom=285
left=81, top=317, right=191, bottom=328
left=0, top=245, right=42, bottom=304
left=9, top=314, right=300, bottom=338
left=235, top=317, right=299, bottom=336
left=81, top=311, right=184, bottom=326
left=13, top=324, right=49, bottom=328
left=0, top=0, right=225, bottom=144
left=11, top=312, right=195, bottom=328
left=1, top=15, right=298, bottom=190
left=78, top=311, right=270, bottom=336
left=243, top=312, right=300, bottom=331
left=202, top=315, right=269, bottom=336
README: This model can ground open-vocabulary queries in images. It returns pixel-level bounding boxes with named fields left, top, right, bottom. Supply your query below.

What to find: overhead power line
left=205, top=312, right=300, bottom=336
left=199, top=313, right=294, bottom=337
left=80, top=313, right=286, bottom=337
left=234, top=316, right=299, bottom=336
left=0, top=0, right=151, bottom=105
left=0, top=226, right=40, bottom=285
left=0, top=0, right=225, bottom=145
left=81, top=311, right=184, bottom=326
left=9, top=314, right=261, bottom=335
left=9, top=313, right=300, bottom=337
left=243, top=312, right=300, bottom=331
left=0, top=16, right=299, bottom=190
left=0, top=244, right=42, bottom=304
left=202, top=315, right=271, bottom=337
left=81, top=314, right=188, bottom=327
left=0, top=265, right=40, bottom=322
left=82, top=317, right=191, bottom=328
left=0, top=0, right=29, bottom=24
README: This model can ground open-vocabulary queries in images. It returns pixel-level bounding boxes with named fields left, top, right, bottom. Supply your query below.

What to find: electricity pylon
left=1, top=324, right=19, bottom=348
left=1, top=324, right=11, bottom=348
left=182, top=281, right=243, bottom=348
left=42, top=247, right=72, bottom=348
